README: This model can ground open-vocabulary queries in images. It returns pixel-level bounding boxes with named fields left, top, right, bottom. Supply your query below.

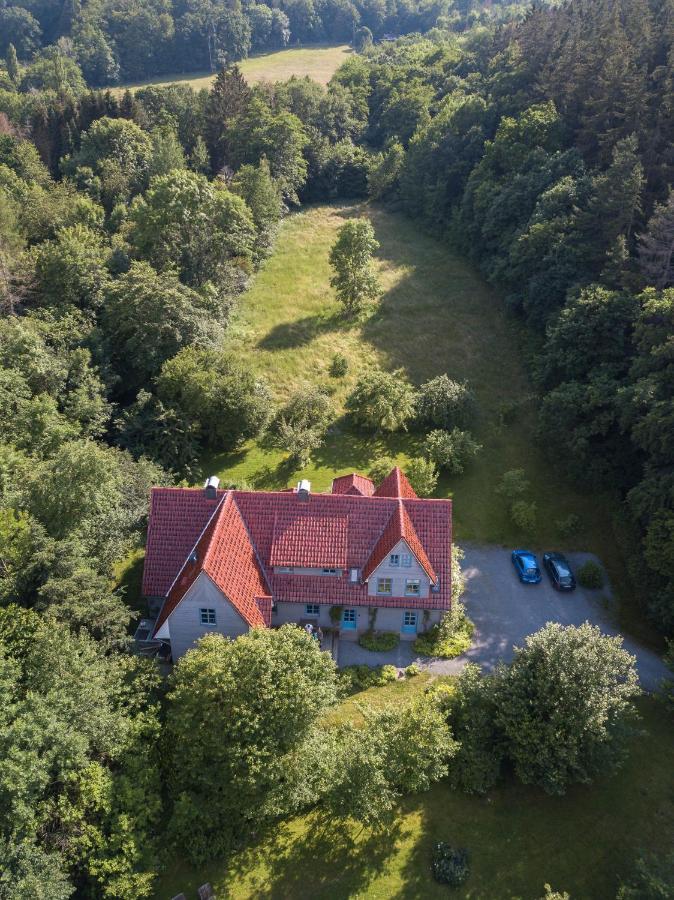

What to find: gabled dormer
left=362, top=499, right=438, bottom=598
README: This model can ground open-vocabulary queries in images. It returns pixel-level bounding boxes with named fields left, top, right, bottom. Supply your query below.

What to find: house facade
left=142, top=467, right=452, bottom=660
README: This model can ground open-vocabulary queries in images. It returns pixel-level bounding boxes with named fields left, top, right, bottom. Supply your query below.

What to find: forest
left=0, top=0, right=527, bottom=87
left=0, top=0, right=673, bottom=895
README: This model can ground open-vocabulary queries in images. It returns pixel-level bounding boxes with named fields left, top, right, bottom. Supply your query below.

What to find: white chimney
left=297, top=479, right=311, bottom=501
left=204, top=475, right=220, bottom=499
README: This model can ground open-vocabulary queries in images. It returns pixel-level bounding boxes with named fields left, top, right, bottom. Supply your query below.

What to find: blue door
left=402, top=611, right=418, bottom=634
left=342, top=608, right=357, bottom=630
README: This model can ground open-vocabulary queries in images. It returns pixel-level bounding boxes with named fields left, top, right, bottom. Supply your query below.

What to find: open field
left=201, top=202, right=646, bottom=634
left=114, top=44, right=351, bottom=93
left=155, top=680, right=674, bottom=899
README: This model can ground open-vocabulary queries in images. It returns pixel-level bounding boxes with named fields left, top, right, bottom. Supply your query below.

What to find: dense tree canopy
left=165, top=627, right=339, bottom=862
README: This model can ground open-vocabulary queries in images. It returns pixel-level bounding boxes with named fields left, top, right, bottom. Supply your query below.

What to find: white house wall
left=366, top=539, right=430, bottom=598
left=272, top=601, right=443, bottom=640
left=167, top=571, right=249, bottom=659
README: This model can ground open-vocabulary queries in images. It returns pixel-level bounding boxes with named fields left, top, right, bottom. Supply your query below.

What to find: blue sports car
left=511, top=549, right=542, bottom=584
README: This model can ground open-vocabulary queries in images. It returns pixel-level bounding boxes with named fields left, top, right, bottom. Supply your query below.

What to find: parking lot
left=338, top=543, right=670, bottom=691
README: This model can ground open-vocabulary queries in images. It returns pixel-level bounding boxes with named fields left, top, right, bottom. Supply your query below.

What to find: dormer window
left=321, top=567, right=338, bottom=575
left=277, top=566, right=294, bottom=573
left=389, top=554, right=400, bottom=567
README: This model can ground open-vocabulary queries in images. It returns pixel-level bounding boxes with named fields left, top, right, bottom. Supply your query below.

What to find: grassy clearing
left=114, top=44, right=351, bottom=93
left=324, top=672, right=448, bottom=727
left=155, top=684, right=674, bottom=900
left=203, top=202, right=637, bottom=629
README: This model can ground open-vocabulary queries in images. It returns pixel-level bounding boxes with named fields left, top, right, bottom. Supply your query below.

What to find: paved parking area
left=338, top=543, right=669, bottom=692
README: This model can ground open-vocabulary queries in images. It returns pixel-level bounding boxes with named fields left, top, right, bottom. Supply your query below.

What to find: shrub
left=414, top=601, right=474, bottom=658
left=264, top=386, right=333, bottom=465
left=358, top=630, right=400, bottom=652
left=329, top=353, right=349, bottom=377
left=511, top=499, right=537, bottom=532
left=616, top=851, right=674, bottom=899
left=339, top=663, right=398, bottom=693
left=380, top=664, right=398, bottom=683
left=496, top=468, right=530, bottom=501
left=406, top=457, right=438, bottom=497
left=538, top=886, right=570, bottom=900
left=447, top=664, right=503, bottom=794
left=405, top=662, right=421, bottom=678
left=577, top=559, right=604, bottom=589
left=431, top=843, right=470, bottom=887
left=369, top=456, right=395, bottom=485
left=556, top=513, right=580, bottom=538
left=346, top=368, right=416, bottom=432
left=417, top=375, right=476, bottom=430
left=424, top=428, right=482, bottom=474
left=451, top=544, right=466, bottom=605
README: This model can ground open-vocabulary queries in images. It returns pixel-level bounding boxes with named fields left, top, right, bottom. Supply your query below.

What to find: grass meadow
left=114, top=43, right=351, bottom=93
left=200, top=202, right=645, bottom=635
left=155, top=682, right=674, bottom=900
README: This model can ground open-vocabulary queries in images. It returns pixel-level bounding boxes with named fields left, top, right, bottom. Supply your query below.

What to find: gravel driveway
left=338, top=543, right=669, bottom=692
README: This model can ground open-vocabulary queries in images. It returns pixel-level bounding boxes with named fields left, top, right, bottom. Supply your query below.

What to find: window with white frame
left=405, top=579, right=421, bottom=596
left=200, top=608, right=216, bottom=625
left=277, top=566, right=294, bottom=573
left=389, top=553, right=400, bottom=567
left=305, top=604, right=320, bottom=616
left=402, top=553, right=413, bottom=567
left=377, top=577, right=392, bottom=594
left=321, top=567, right=339, bottom=575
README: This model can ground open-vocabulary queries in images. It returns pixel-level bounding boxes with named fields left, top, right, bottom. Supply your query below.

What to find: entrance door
left=402, top=611, right=418, bottom=634
left=342, top=608, right=357, bottom=630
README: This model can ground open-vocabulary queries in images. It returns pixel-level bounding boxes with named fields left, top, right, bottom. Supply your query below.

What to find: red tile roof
left=362, top=500, right=437, bottom=584
left=269, top=509, right=349, bottom=568
left=331, top=473, right=375, bottom=496
left=144, top=468, right=452, bottom=635
left=373, top=466, right=418, bottom=499
left=152, top=493, right=271, bottom=636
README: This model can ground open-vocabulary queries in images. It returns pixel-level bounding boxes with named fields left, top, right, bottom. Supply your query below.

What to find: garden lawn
left=114, top=44, right=351, bottom=93
left=155, top=684, right=674, bottom=899
left=203, top=202, right=641, bottom=634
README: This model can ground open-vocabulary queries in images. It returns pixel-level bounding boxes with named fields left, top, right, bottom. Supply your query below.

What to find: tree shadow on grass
left=228, top=812, right=405, bottom=899
left=249, top=456, right=302, bottom=490
left=311, top=430, right=422, bottom=474
left=257, top=310, right=344, bottom=351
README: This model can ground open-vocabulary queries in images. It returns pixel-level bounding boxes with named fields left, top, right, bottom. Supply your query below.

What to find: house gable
left=366, top=538, right=430, bottom=598
left=158, top=571, right=250, bottom=659
left=362, top=499, right=437, bottom=585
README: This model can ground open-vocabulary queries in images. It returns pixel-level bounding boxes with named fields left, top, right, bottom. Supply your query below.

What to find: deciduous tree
left=329, top=218, right=381, bottom=315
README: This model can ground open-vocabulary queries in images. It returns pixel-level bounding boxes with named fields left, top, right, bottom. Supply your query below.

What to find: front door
left=402, top=611, right=418, bottom=634
left=342, top=608, right=357, bottom=630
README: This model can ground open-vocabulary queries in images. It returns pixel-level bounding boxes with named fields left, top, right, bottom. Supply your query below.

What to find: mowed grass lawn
left=204, top=202, right=635, bottom=625
left=114, top=43, right=351, bottom=93
left=155, top=680, right=674, bottom=900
